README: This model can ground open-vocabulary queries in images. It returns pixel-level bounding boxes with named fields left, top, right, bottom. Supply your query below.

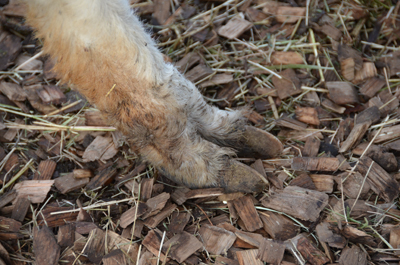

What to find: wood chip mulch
left=1, top=0, right=400, bottom=264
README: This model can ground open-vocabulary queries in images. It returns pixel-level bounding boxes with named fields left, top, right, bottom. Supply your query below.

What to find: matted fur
left=24, top=0, right=246, bottom=187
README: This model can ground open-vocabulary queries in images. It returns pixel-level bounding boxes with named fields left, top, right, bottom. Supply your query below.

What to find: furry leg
left=165, top=69, right=248, bottom=145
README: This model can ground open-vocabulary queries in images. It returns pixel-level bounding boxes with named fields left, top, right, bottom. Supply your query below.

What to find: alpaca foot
left=235, top=126, right=283, bottom=159
left=218, top=159, right=267, bottom=193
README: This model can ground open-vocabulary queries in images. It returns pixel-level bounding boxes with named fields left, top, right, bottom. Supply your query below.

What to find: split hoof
left=236, top=126, right=283, bottom=159
left=218, top=159, right=268, bottom=193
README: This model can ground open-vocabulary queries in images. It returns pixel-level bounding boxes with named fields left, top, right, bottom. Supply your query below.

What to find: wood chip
left=342, top=225, right=376, bottom=246
left=292, top=157, right=340, bottom=171
left=356, top=106, right=380, bottom=125
left=316, top=23, right=342, bottom=41
left=315, top=222, right=346, bottom=249
left=259, top=211, right=298, bottom=241
left=232, top=195, right=263, bottom=232
left=339, top=245, right=367, bottom=265
left=326, top=81, right=358, bottom=105
left=42, top=85, right=66, bottom=105
left=199, top=224, right=236, bottom=255
left=0, top=216, right=21, bottom=233
left=0, top=241, right=11, bottom=264
left=271, top=51, right=304, bottom=65
left=338, top=44, right=363, bottom=70
left=199, top=74, right=233, bottom=88
left=354, top=62, right=377, bottom=83
left=11, top=197, right=30, bottom=222
left=275, top=6, right=306, bottom=23
left=215, top=256, right=239, bottom=265
left=369, top=124, right=400, bottom=143
left=297, top=236, right=330, bottom=265
left=120, top=202, right=149, bottom=228
left=153, top=0, right=170, bottom=24
left=3, top=153, right=19, bottom=172
left=142, top=229, right=166, bottom=260
left=235, top=230, right=263, bottom=248
left=390, top=227, right=400, bottom=255
left=73, top=169, right=93, bottom=179
left=257, top=239, right=285, bottom=264
left=337, top=172, right=371, bottom=199
left=175, top=52, right=201, bottom=73
left=246, top=7, right=268, bottom=22
left=216, top=82, right=239, bottom=108
left=82, top=136, right=118, bottom=162
left=137, top=251, right=156, bottom=265
left=37, top=206, right=79, bottom=227
left=33, top=160, right=56, bottom=180
left=43, top=57, right=57, bottom=80
left=309, top=174, right=334, bottom=193
left=0, top=31, right=21, bottom=71
left=140, top=178, right=154, bottom=202
left=169, top=211, right=191, bottom=234
left=123, top=219, right=144, bottom=239
left=144, top=203, right=177, bottom=228
left=359, top=77, right=386, bottom=98
left=24, top=84, right=57, bottom=114
left=102, top=249, right=127, bottom=265
left=33, top=226, right=61, bottom=265
left=295, top=106, right=320, bottom=125
left=107, top=231, right=139, bottom=261
left=339, top=123, right=370, bottom=153
left=86, top=167, right=117, bottom=191
left=261, top=186, right=328, bottom=221
left=303, top=137, right=320, bottom=157
left=321, top=98, right=346, bottom=114
left=356, top=156, right=400, bottom=202
left=185, top=64, right=213, bottom=83
left=142, top=192, right=170, bottom=219
left=276, top=116, right=308, bottom=130
left=84, top=228, right=106, bottom=263
left=0, top=82, right=27, bottom=101
left=13, top=180, right=54, bottom=204
left=236, top=249, right=263, bottom=265
left=218, top=16, right=253, bottom=39
left=340, top=57, right=356, bottom=81
left=377, top=89, right=399, bottom=116
left=57, top=224, right=75, bottom=248
left=289, top=173, right=316, bottom=190
left=0, top=190, right=17, bottom=209
left=171, top=187, right=190, bottom=205
left=54, top=173, right=90, bottom=194
left=162, top=232, right=202, bottom=263
left=383, top=51, right=400, bottom=76
left=15, top=54, right=43, bottom=70
left=272, top=69, right=302, bottom=99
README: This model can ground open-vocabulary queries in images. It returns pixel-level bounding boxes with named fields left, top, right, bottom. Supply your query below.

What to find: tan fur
left=24, top=0, right=246, bottom=188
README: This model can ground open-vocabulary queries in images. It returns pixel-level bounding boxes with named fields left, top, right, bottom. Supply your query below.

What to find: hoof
left=236, top=126, right=283, bottom=159
left=218, top=159, right=268, bottom=193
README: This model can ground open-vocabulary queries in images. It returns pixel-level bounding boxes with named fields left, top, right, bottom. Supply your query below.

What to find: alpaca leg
left=23, top=0, right=274, bottom=192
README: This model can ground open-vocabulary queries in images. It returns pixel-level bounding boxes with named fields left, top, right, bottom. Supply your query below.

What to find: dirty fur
left=24, top=0, right=246, bottom=188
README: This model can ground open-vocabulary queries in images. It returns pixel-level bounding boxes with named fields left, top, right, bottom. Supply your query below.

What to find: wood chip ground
left=1, top=0, right=400, bottom=264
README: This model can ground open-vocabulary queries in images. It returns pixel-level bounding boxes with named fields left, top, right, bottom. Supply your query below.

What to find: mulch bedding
left=1, top=0, right=400, bottom=264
